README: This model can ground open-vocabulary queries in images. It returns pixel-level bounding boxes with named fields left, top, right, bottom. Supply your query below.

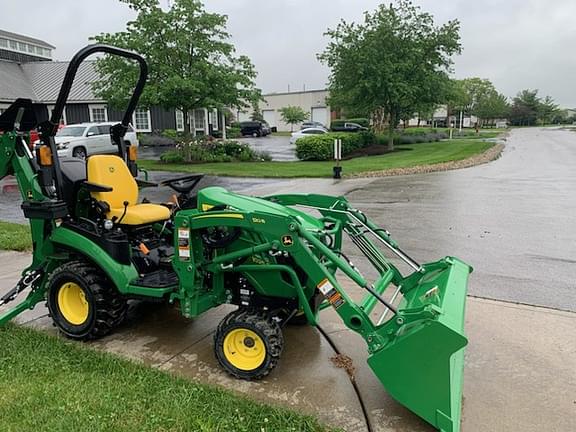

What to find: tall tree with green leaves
left=319, top=0, right=461, bottom=150
left=279, top=106, right=309, bottom=131
left=91, top=0, right=260, bottom=135
left=509, top=89, right=558, bottom=126
left=475, top=91, right=510, bottom=125
left=538, top=95, right=560, bottom=125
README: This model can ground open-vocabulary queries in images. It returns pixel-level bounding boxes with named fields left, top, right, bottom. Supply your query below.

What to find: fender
left=50, top=226, right=138, bottom=293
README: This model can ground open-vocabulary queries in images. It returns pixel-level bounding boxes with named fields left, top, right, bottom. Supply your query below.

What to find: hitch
left=0, top=268, right=45, bottom=326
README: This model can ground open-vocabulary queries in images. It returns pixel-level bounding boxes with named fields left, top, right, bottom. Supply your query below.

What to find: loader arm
left=264, top=192, right=472, bottom=432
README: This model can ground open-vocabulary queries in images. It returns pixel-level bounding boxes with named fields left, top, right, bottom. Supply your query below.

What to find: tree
left=279, top=106, right=309, bottom=131
left=91, top=0, right=260, bottom=136
left=250, top=104, right=264, bottom=121
left=319, top=0, right=461, bottom=150
left=509, top=89, right=558, bottom=126
left=474, top=91, right=510, bottom=125
left=538, top=95, right=560, bottom=125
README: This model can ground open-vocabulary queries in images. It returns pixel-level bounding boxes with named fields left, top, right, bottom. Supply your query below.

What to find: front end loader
left=0, top=44, right=472, bottom=432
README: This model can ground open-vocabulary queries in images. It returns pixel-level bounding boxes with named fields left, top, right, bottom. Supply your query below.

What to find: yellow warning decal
left=201, top=203, right=214, bottom=211
left=317, top=279, right=345, bottom=309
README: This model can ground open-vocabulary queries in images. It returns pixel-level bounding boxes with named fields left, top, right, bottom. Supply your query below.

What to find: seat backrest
left=87, top=155, right=138, bottom=208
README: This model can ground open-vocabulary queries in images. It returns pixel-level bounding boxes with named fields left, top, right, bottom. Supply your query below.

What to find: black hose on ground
left=316, top=324, right=374, bottom=432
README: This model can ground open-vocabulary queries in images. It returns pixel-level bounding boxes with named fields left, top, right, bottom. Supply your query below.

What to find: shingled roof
left=0, top=60, right=102, bottom=103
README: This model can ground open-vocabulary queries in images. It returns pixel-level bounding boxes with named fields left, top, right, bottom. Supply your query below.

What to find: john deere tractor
left=0, top=45, right=472, bottom=432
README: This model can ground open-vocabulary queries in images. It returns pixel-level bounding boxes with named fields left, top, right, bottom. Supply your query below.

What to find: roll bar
left=37, top=44, right=148, bottom=200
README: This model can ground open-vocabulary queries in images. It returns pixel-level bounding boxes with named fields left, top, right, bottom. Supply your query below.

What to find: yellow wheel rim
left=223, top=328, right=266, bottom=371
left=57, top=282, right=89, bottom=325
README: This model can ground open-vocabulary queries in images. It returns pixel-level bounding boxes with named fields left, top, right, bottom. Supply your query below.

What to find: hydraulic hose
left=316, top=324, right=374, bottom=432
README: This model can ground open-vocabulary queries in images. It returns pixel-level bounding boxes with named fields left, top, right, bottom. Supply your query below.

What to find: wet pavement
left=346, top=127, right=576, bottom=312
left=1, top=127, right=575, bottom=431
left=237, top=135, right=297, bottom=161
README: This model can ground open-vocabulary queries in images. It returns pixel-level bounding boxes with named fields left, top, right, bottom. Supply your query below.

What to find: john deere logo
left=281, top=235, right=294, bottom=247
left=109, top=166, right=115, bottom=173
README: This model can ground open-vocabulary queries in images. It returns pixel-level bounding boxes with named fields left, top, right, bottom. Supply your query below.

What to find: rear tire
left=46, top=261, right=127, bottom=341
left=214, top=309, right=283, bottom=380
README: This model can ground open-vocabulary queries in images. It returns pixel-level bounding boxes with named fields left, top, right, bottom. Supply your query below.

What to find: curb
left=347, top=141, right=505, bottom=178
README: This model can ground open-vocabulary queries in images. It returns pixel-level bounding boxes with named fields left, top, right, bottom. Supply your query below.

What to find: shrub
left=296, top=132, right=370, bottom=161
left=140, top=133, right=176, bottom=146
left=331, top=118, right=370, bottom=128
left=162, top=129, right=180, bottom=140
left=159, top=137, right=266, bottom=163
left=160, top=150, right=184, bottom=163
left=227, top=127, right=242, bottom=139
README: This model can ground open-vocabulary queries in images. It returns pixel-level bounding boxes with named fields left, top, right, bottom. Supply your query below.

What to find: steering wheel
left=160, top=174, right=204, bottom=194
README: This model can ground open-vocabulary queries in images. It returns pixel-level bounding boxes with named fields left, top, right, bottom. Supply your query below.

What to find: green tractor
left=0, top=45, right=472, bottom=432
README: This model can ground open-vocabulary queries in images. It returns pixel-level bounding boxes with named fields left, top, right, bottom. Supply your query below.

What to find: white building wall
left=244, top=89, right=331, bottom=132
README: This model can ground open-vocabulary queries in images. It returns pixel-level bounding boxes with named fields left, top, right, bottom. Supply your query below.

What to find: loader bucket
left=367, top=257, right=471, bottom=432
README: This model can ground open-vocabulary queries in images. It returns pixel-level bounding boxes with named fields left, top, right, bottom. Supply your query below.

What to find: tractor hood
left=197, top=187, right=324, bottom=230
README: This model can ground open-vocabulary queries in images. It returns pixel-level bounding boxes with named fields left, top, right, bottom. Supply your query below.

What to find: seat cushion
left=108, top=203, right=171, bottom=225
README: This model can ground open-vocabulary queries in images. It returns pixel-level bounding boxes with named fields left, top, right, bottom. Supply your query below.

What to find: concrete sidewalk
left=0, top=250, right=574, bottom=431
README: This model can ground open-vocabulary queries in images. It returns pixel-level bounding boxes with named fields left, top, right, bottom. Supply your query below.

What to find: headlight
left=57, top=142, right=70, bottom=149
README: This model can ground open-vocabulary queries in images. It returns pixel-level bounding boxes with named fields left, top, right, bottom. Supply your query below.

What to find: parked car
left=239, top=121, right=267, bottom=137
left=331, top=122, right=369, bottom=132
left=301, top=121, right=327, bottom=130
left=35, top=122, right=139, bottom=159
left=260, top=121, right=272, bottom=136
left=289, top=127, right=328, bottom=144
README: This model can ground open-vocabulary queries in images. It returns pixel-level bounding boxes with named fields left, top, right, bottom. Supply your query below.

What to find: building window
left=0, top=38, right=7, bottom=48
left=18, top=42, right=26, bottom=51
left=175, top=110, right=184, bottom=132
left=193, top=108, right=205, bottom=133
left=27, top=44, right=35, bottom=53
left=89, top=105, right=108, bottom=123
left=133, top=108, right=151, bottom=132
left=47, top=105, right=66, bottom=125
left=9, top=40, right=17, bottom=50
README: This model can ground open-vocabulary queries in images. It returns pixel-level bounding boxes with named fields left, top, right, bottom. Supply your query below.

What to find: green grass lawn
left=140, top=139, right=493, bottom=178
left=0, top=324, right=332, bottom=432
left=0, top=221, right=31, bottom=251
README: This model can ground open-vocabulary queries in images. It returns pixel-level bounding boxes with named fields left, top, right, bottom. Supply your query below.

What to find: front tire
left=46, top=261, right=127, bottom=341
left=214, top=309, right=283, bottom=380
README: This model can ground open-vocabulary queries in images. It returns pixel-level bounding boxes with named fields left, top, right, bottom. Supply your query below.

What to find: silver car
left=42, top=122, right=139, bottom=159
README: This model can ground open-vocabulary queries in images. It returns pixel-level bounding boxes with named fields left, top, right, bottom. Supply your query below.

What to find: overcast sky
left=2, top=0, right=576, bottom=106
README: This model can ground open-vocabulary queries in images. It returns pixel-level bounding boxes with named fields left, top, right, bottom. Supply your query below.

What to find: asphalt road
left=347, top=127, right=576, bottom=312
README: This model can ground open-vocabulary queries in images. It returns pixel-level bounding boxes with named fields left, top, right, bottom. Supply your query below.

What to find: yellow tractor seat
left=87, top=155, right=170, bottom=225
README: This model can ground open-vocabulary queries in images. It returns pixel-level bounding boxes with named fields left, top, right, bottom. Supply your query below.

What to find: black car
left=240, top=121, right=267, bottom=137
left=301, top=121, right=326, bottom=130
left=331, top=122, right=369, bottom=132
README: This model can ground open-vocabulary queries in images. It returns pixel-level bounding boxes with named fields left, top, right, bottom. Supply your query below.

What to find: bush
left=227, top=127, right=242, bottom=139
left=140, top=133, right=176, bottom=147
left=162, top=129, right=181, bottom=140
left=331, top=118, right=370, bottom=128
left=160, top=137, right=267, bottom=163
left=296, top=132, right=370, bottom=161
left=160, top=150, right=184, bottom=163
